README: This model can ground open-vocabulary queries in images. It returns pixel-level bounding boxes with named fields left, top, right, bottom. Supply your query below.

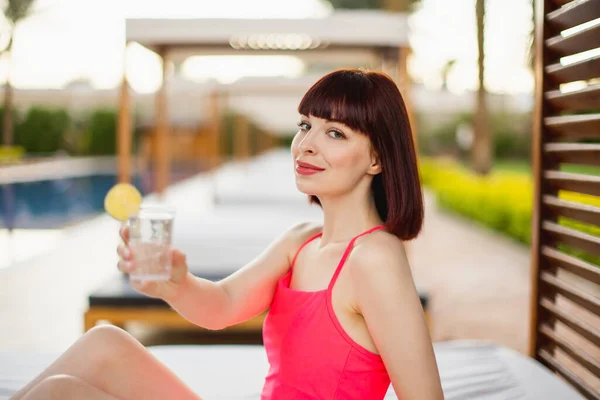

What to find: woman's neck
left=317, top=189, right=384, bottom=247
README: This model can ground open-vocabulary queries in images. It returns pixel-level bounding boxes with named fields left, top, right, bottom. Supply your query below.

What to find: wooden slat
left=545, top=84, right=600, bottom=111
left=544, top=195, right=600, bottom=226
left=543, top=220, right=600, bottom=257
left=545, top=114, right=600, bottom=139
left=541, top=297, right=600, bottom=346
left=553, top=0, right=577, bottom=6
left=543, top=245, right=600, bottom=282
left=541, top=270, right=600, bottom=315
left=545, top=171, right=600, bottom=197
left=544, top=196, right=600, bottom=227
left=547, top=0, right=600, bottom=29
left=546, top=22, right=600, bottom=56
left=539, top=348, right=600, bottom=400
left=546, top=54, right=600, bottom=84
left=540, top=323, right=600, bottom=376
left=545, top=143, right=600, bottom=165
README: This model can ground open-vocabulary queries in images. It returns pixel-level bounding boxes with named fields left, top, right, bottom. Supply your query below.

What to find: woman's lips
left=296, top=161, right=324, bottom=176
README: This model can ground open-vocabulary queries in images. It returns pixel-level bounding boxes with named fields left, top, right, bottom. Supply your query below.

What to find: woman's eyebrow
left=328, top=121, right=351, bottom=131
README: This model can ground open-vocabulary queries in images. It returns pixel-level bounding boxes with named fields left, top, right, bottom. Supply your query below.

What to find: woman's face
left=291, top=114, right=380, bottom=199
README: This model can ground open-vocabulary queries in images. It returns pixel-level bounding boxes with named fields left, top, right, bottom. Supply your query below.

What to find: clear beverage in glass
left=127, top=206, right=175, bottom=282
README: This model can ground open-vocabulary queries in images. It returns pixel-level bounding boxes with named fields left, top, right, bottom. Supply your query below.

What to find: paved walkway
left=410, top=191, right=531, bottom=354
left=0, top=150, right=531, bottom=354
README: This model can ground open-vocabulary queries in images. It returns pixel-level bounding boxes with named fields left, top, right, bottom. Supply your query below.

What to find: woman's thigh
left=21, top=374, right=117, bottom=400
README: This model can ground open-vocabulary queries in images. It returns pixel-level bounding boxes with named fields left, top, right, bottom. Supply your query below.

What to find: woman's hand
left=117, top=226, right=190, bottom=301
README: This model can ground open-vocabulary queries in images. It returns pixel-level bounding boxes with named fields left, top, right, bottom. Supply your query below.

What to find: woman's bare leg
left=10, top=325, right=202, bottom=400
left=21, top=375, right=117, bottom=400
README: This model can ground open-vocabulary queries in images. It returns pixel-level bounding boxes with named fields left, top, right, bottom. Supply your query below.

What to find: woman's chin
left=294, top=182, right=317, bottom=196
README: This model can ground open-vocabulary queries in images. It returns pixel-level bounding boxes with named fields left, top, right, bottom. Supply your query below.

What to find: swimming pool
left=0, top=175, right=150, bottom=230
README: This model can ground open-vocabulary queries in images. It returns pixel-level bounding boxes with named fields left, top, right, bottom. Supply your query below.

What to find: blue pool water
left=0, top=175, right=150, bottom=230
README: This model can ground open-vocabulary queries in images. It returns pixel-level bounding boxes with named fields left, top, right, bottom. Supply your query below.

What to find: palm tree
left=472, top=0, right=492, bottom=175
left=441, top=59, right=457, bottom=91
left=1, top=0, right=36, bottom=146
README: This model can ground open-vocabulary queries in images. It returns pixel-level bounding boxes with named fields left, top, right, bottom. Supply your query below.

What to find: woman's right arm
left=165, top=222, right=320, bottom=330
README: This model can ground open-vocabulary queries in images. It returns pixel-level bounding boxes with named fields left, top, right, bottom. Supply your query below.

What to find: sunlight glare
left=180, top=55, right=305, bottom=84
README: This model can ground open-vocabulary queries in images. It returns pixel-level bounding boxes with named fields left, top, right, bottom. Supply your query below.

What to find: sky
left=0, top=0, right=536, bottom=95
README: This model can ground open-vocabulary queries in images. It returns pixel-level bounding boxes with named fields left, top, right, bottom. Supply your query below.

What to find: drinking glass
left=127, top=206, right=175, bottom=282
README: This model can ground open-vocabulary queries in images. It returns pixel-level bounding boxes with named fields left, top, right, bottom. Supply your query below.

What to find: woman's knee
left=81, top=325, right=141, bottom=370
left=83, top=325, right=136, bottom=350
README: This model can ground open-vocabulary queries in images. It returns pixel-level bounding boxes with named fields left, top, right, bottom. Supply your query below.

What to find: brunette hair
left=298, top=68, right=423, bottom=240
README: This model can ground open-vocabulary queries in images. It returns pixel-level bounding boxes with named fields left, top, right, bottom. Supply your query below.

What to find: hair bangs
left=298, top=69, right=373, bottom=135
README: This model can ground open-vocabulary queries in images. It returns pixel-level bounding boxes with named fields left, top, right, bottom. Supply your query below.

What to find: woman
left=11, top=68, right=444, bottom=400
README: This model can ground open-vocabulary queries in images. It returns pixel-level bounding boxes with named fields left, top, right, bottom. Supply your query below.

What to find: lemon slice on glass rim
left=104, top=183, right=143, bottom=222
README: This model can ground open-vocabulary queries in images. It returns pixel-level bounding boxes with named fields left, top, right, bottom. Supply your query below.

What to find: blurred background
left=0, top=0, right=598, bottom=364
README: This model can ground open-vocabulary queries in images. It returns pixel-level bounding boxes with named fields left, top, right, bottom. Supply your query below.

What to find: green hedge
left=84, top=109, right=118, bottom=155
left=419, top=157, right=600, bottom=265
left=0, top=105, right=141, bottom=155
left=15, top=107, right=71, bottom=153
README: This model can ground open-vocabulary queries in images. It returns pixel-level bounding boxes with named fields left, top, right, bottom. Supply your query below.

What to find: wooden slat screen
left=530, top=0, right=600, bottom=398
left=546, top=55, right=600, bottom=83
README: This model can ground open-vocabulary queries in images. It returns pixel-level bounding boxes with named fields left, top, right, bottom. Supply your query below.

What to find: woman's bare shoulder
left=284, top=221, right=323, bottom=247
left=349, top=229, right=408, bottom=272
left=271, top=221, right=322, bottom=265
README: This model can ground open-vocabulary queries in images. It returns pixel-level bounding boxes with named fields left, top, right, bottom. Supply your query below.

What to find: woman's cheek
left=290, top=133, right=301, bottom=154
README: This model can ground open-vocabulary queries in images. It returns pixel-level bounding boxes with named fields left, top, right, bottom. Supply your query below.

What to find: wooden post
left=155, top=47, right=170, bottom=196
left=257, top=129, right=267, bottom=155
left=257, top=129, right=268, bottom=154
left=234, top=114, right=250, bottom=161
left=265, top=131, right=277, bottom=151
left=209, top=90, right=222, bottom=169
left=528, top=0, right=560, bottom=361
left=117, top=45, right=132, bottom=184
left=380, top=52, right=392, bottom=78
left=397, top=46, right=418, bottom=150
left=382, top=0, right=405, bottom=12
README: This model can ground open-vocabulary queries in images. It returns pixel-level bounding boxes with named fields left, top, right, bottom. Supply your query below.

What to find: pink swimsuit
left=261, top=225, right=391, bottom=399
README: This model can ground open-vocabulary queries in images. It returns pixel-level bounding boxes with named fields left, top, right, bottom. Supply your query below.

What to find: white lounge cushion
left=0, top=341, right=584, bottom=399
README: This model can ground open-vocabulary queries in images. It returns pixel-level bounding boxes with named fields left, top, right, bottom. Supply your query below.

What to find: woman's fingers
left=119, top=226, right=130, bottom=244
left=117, top=259, right=134, bottom=273
left=116, top=244, right=131, bottom=260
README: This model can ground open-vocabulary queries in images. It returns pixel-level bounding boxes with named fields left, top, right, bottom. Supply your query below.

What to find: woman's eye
left=297, top=122, right=310, bottom=131
left=327, top=130, right=345, bottom=139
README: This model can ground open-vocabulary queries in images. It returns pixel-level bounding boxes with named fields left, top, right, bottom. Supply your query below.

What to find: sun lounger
left=0, top=340, right=584, bottom=399
left=85, top=266, right=430, bottom=334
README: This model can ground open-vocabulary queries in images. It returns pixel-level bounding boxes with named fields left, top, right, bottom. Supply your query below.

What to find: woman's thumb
left=171, top=249, right=187, bottom=268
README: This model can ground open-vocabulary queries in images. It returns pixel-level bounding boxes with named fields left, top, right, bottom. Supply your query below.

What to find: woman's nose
left=298, top=132, right=317, bottom=154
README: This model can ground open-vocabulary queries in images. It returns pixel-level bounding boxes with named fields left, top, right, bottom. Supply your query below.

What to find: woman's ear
left=368, top=151, right=382, bottom=175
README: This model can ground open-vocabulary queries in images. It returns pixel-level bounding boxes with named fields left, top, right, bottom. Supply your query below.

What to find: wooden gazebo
left=117, top=11, right=414, bottom=194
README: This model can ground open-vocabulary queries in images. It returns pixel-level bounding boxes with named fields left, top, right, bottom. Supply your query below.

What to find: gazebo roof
left=126, top=10, right=409, bottom=55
